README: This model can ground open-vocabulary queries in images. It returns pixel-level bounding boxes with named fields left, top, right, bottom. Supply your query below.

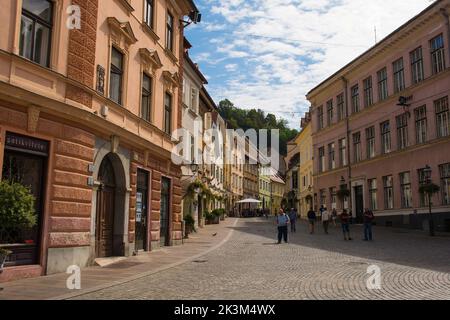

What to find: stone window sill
left=142, top=23, right=160, bottom=42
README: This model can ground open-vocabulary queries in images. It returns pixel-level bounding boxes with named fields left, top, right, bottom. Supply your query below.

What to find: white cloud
left=199, top=0, right=434, bottom=128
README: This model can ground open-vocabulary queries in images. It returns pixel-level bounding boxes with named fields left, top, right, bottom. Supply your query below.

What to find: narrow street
left=71, top=218, right=450, bottom=300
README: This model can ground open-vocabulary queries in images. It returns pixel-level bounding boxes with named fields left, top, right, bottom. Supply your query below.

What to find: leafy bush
left=183, top=214, right=196, bottom=233
left=0, top=247, right=12, bottom=257
left=0, top=180, right=37, bottom=243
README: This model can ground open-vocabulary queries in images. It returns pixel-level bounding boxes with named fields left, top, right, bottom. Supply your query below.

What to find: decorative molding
left=111, top=135, right=120, bottom=154
left=139, top=48, right=162, bottom=75
left=142, top=23, right=160, bottom=43
left=107, top=17, right=138, bottom=50
left=162, top=71, right=180, bottom=92
left=27, top=106, right=40, bottom=133
left=115, top=0, right=135, bottom=14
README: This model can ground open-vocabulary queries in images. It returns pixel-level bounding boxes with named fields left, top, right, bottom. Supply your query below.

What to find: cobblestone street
left=73, top=218, right=450, bottom=300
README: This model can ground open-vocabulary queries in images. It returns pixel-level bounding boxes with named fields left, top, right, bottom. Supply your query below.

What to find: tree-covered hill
left=218, top=99, right=298, bottom=156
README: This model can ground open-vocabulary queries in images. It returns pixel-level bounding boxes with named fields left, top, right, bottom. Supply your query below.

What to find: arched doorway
left=96, top=156, right=116, bottom=258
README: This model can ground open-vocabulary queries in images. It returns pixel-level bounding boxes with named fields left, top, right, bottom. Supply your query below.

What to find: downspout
left=341, top=76, right=352, bottom=214
left=440, top=7, right=450, bottom=67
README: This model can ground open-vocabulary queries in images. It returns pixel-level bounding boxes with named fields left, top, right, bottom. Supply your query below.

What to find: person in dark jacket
left=288, top=208, right=297, bottom=233
left=363, top=208, right=375, bottom=241
left=276, top=208, right=290, bottom=244
left=340, top=209, right=352, bottom=241
left=307, top=208, right=317, bottom=234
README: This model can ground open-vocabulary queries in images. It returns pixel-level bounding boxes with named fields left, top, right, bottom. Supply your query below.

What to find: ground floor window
left=383, top=175, right=394, bottom=209
left=368, top=179, right=377, bottom=211
left=400, top=172, right=412, bottom=208
left=440, top=163, right=450, bottom=205
left=1, top=132, right=48, bottom=267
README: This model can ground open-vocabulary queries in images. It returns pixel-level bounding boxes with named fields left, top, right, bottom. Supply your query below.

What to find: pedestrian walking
left=288, top=208, right=297, bottom=233
left=276, top=208, right=290, bottom=244
left=363, top=208, right=375, bottom=241
left=331, top=208, right=338, bottom=227
left=340, top=209, right=352, bottom=241
left=307, top=207, right=316, bottom=234
left=322, top=207, right=330, bottom=234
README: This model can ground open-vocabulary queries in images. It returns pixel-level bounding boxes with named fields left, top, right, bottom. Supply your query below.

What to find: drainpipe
left=441, top=7, right=450, bottom=66
left=341, top=76, right=352, bottom=214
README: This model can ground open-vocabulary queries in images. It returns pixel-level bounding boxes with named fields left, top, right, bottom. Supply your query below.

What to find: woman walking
left=340, top=209, right=352, bottom=241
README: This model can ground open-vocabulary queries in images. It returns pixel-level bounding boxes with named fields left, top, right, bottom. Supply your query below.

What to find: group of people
left=276, top=206, right=375, bottom=243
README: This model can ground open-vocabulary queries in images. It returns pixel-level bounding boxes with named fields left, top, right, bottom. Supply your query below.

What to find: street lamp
left=423, top=165, right=435, bottom=237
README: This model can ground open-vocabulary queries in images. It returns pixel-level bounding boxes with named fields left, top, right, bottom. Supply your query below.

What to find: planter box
left=213, top=216, right=220, bottom=224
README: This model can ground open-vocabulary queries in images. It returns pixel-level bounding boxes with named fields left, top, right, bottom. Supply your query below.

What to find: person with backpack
left=363, top=208, right=375, bottom=241
left=276, top=208, right=290, bottom=244
left=340, top=209, right=352, bottom=241
left=307, top=207, right=317, bottom=234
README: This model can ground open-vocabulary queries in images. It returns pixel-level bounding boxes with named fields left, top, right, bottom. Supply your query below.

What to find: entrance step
left=94, top=257, right=127, bottom=268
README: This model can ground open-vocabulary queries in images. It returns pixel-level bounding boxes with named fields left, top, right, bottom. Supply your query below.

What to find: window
left=339, top=138, right=347, bottom=167
left=292, top=171, right=298, bottom=189
left=330, top=187, right=337, bottom=209
left=363, top=77, right=373, bottom=108
left=418, top=167, right=431, bottom=207
left=366, top=126, right=375, bottom=159
left=190, top=135, right=195, bottom=163
left=166, top=11, right=174, bottom=52
left=410, top=47, right=424, bottom=84
left=190, top=88, right=198, bottom=112
left=319, top=189, right=326, bottom=207
left=430, top=34, right=446, bottom=74
left=353, top=132, right=362, bottom=163
left=319, top=147, right=325, bottom=173
left=415, top=106, right=427, bottom=144
left=328, top=143, right=335, bottom=170
left=141, top=73, right=152, bottom=122
left=164, top=92, right=172, bottom=134
left=318, top=106, right=324, bottom=130
left=380, top=121, right=391, bottom=154
left=351, top=85, right=360, bottom=114
left=368, top=179, right=378, bottom=210
left=396, top=113, right=408, bottom=150
left=19, top=0, right=53, bottom=67
left=400, top=172, right=412, bottom=208
left=435, top=96, right=449, bottom=138
left=145, top=0, right=154, bottom=29
left=327, top=100, right=333, bottom=126
left=110, top=47, right=124, bottom=105
left=383, top=175, right=394, bottom=209
left=377, top=68, right=388, bottom=101
left=337, top=93, right=345, bottom=121
left=393, top=58, right=405, bottom=93
left=440, top=163, right=450, bottom=205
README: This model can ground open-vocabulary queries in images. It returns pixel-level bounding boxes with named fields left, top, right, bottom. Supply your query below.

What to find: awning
left=236, top=199, right=262, bottom=204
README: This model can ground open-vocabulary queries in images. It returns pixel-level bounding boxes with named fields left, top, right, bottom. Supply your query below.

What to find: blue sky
left=184, top=0, right=434, bottom=129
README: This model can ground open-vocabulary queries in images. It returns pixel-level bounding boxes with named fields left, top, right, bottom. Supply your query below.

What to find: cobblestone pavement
left=74, top=218, right=450, bottom=300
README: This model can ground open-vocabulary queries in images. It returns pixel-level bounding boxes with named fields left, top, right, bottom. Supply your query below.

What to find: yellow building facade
left=298, top=115, right=314, bottom=218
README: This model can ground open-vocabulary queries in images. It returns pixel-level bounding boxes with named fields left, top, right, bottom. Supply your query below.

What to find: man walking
left=331, top=208, right=338, bottom=227
left=307, top=207, right=317, bottom=234
left=288, top=208, right=297, bottom=233
left=276, top=208, right=290, bottom=244
left=322, top=207, right=330, bottom=234
left=340, top=209, right=352, bottom=241
left=363, top=208, right=375, bottom=241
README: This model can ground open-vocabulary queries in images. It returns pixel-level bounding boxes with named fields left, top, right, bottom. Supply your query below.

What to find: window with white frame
left=366, top=126, right=375, bottom=159
left=141, top=73, right=152, bottom=122
left=319, top=147, right=325, bottom=173
left=328, top=142, right=335, bottom=170
left=435, top=96, right=449, bottom=138
left=351, top=85, right=360, bottom=114
left=440, top=163, right=450, bottom=205
left=110, top=47, right=124, bottom=105
left=353, top=132, right=362, bottom=163
left=415, top=105, right=427, bottom=144
left=393, top=58, right=405, bottom=93
left=337, top=93, right=345, bottom=121
left=400, top=172, right=412, bottom=208
left=410, top=47, right=424, bottom=84
left=368, top=179, right=378, bottom=210
left=430, top=34, right=446, bottom=75
left=377, top=67, right=388, bottom=101
left=339, top=138, right=347, bottom=167
left=383, top=175, right=394, bottom=209
left=396, top=113, right=408, bottom=150
left=363, top=76, right=373, bottom=108
left=330, top=187, right=337, bottom=209
left=144, top=0, right=154, bottom=29
left=318, top=105, right=324, bottom=130
left=418, top=167, right=431, bottom=207
left=380, top=121, right=391, bottom=154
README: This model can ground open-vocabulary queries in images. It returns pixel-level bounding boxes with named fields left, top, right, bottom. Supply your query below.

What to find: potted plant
left=211, top=209, right=222, bottom=224
left=204, top=211, right=213, bottom=225
left=183, top=214, right=196, bottom=238
left=0, top=180, right=37, bottom=251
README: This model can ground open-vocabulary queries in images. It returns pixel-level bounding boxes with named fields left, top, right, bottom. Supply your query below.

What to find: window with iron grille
left=368, top=179, right=378, bottom=210
left=19, top=0, right=53, bottom=67
left=430, top=34, right=445, bottom=75
left=400, top=172, right=412, bottom=208
left=440, top=163, right=450, bottom=205
left=415, top=105, right=427, bottom=144
left=396, top=113, right=408, bottom=150
left=353, top=132, right=362, bottom=163
left=435, top=96, right=449, bottom=138
left=351, top=85, right=360, bottom=114
left=318, top=105, right=324, bottom=130
left=328, top=143, right=335, bottom=170
left=410, top=47, right=424, bottom=84
left=393, top=58, right=405, bottom=93
left=377, top=68, right=388, bottom=101
left=337, top=93, right=345, bottom=121
left=366, top=126, right=375, bottom=159
left=383, top=175, right=394, bottom=209
left=363, top=76, right=373, bottom=108
left=327, top=100, right=333, bottom=126
left=380, top=121, right=391, bottom=154
left=319, top=147, right=325, bottom=173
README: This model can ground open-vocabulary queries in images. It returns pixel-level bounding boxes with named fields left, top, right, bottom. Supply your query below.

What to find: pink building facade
left=307, top=0, right=450, bottom=230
